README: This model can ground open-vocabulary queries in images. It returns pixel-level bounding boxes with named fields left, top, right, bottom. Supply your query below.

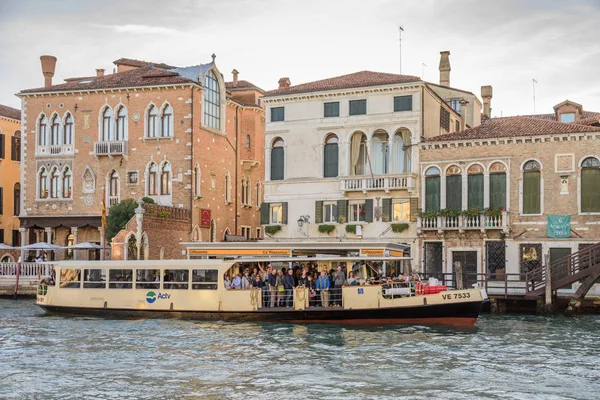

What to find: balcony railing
left=108, top=196, right=119, bottom=206
left=417, top=211, right=509, bottom=232
left=340, top=174, right=415, bottom=192
left=94, top=140, right=128, bottom=156
left=37, top=144, right=74, bottom=156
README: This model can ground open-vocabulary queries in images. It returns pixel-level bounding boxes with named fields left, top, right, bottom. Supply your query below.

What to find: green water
left=1, top=300, right=599, bottom=399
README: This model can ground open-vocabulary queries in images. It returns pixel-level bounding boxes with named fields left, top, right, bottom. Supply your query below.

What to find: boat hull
left=37, top=300, right=483, bottom=327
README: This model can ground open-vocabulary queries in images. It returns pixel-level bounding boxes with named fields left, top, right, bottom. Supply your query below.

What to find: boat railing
left=419, top=272, right=528, bottom=298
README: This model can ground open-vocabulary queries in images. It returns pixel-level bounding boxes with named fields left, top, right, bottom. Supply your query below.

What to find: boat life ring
left=415, top=282, right=425, bottom=295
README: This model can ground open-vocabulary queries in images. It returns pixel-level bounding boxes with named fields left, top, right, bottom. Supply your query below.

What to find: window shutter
left=445, top=175, right=462, bottom=211
left=581, top=169, right=600, bottom=212
left=410, top=197, right=419, bottom=222
left=0, top=134, right=5, bottom=159
left=382, top=198, right=392, bottom=222
left=0, top=187, right=3, bottom=215
left=425, top=176, right=440, bottom=212
left=364, top=199, right=373, bottom=223
left=270, top=148, right=284, bottom=181
left=489, top=173, right=506, bottom=210
left=0, top=229, right=4, bottom=244
left=467, top=174, right=484, bottom=211
left=324, top=144, right=338, bottom=178
left=315, top=201, right=323, bottom=224
left=337, top=200, right=348, bottom=224
left=282, top=202, right=288, bottom=225
left=523, top=171, right=541, bottom=214
left=11, top=137, right=15, bottom=161
left=260, top=203, right=269, bottom=225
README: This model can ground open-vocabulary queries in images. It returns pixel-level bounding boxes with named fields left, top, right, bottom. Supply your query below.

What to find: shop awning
left=20, top=215, right=101, bottom=229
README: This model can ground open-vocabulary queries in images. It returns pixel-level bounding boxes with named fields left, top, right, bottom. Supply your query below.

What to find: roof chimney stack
left=96, top=69, right=105, bottom=77
left=460, top=99, right=469, bottom=130
left=278, top=77, right=291, bottom=89
left=481, top=85, right=493, bottom=118
left=40, top=55, right=57, bottom=88
left=439, top=51, right=451, bottom=87
left=232, top=69, right=239, bottom=86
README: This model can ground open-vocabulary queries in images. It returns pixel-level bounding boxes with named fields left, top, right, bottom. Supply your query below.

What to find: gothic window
left=63, top=113, right=73, bottom=145
left=204, top=70, right=221, bottom=130
left=39, top=167, right=49, bottom=198
left=50, top=114, right=60, bottom=145
left=147, top=105, right=158, bottom=138
left=148, top=162, right=158, bottom=196
left=38, top=114, right=48, bottom=146
left=115, top=106, right=126, bottom=141
left=160, top=162, right=172, bottom=195
left=161, top=104, right=173, bottom=137
left=62, top=167, right=72, bottom=198
left=101, top=107, right=112, bottom=141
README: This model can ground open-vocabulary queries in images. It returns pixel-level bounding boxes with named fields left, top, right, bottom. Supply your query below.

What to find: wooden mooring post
left=454, top=261, right=463, bottom=290
left=544, top=252, right=553, bottom=313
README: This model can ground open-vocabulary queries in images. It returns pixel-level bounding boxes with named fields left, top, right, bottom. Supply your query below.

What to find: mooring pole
left=455, top=261, right=463, bottom=290
left=14, top=262, right=21, bottom=299
left=544, top=252, right=552, bottom=313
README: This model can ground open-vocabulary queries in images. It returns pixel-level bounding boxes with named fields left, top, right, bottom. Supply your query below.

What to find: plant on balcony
left=461, top=208, right=481, bottom=218
left=345, top=224, right=359, bottom=234
left=419, top=211, right=439, bottom=219
left=142, top=197, right=155, bottom=204
left=439, top=209, right=461, bottom=217
left=318, top=224, right=336, bottom=234
left=391, top=223, right=409, bottom=233
left=157, top=211, right=170, bottom=218
left=264, top=225, right=282, bottom=236
left=484, top=207, right=503, bottom=218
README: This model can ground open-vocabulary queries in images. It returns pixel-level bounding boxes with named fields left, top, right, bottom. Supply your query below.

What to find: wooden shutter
left=425, top=176, right=440, bottom=212
left=260, top=203, right=269, bottom=225
left=467, top=174, right=484, bottom=211
left=270, top=148, right=284, bottom=180
left=364, top=199, right=373, bottom=223
left=315, top=201, right=323, bottom=223
left=523, top=171, right=541, bottom=214
left=282, top=202, right=288, bottom=225
left=0, top=229, right=4, bottom=244
left=409, top=197, right=418, bottom=222
left=382, top=198, right=392, bottom=222
left=446, top=175, right=462, bottom=211
left=337, top=200, right=348, bottom=224
left=489, top=173, right=506, bottom=210
left=581, top=169, right=600, bottom=212
left=324, top=144, right=339, bottom=178
left=0, top=187, right=3, bottom=215
left=0, top=134, right=5, bottom=159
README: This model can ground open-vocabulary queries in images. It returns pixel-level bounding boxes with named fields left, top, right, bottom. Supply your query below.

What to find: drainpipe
left=234, top=106, right=239, bottom=235
left=190, top=88, right=195, bottom=235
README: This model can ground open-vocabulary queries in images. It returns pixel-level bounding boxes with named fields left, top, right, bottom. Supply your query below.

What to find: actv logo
left=145, top=291, right=172, bottom=303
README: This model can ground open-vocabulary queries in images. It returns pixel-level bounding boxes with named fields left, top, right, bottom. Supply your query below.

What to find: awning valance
left=20, top=215, right=101, bottom=229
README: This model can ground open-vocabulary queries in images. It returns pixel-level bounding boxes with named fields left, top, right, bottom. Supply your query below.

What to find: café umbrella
left=65, top=242, right=104, bottom=250
left=19, top=242, right=64, bottom=251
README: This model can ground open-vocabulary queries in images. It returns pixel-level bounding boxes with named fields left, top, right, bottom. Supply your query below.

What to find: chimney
left=460, top=99, right=469, bottom=130
left=439, top=51, right=451, bottom=87
left=40, top=55, right=57, bottom=88
left=278, top=77, right=291, bottom=89
left=481, top=85, right=493, bottom=118
left=232, top=69, right=239, bottom=86
left=96, top=69, right=105, bottom=77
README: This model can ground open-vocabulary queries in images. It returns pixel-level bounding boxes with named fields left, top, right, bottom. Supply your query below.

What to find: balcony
left=108, top=196, right=119, bottom=206
left=94, top=141, right=128, bottom=157
left=340, top=174, right=415, bottom=193
left=37, top=144, right=74, bottom=156
left=417, top=211, right=509, bottom=234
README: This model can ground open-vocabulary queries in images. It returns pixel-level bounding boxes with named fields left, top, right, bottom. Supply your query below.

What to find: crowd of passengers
left=223, top=262, right=422, bottom=308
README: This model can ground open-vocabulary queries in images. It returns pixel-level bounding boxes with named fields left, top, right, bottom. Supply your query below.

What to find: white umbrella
left=0, top=243, right=15, bottom=250
left=19, top=242, right=64, bottom=251
left=65, top=242, right=104, bottom=249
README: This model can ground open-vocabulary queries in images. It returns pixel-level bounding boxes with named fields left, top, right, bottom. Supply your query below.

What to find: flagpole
left=101, top=187, right=107, bottom=261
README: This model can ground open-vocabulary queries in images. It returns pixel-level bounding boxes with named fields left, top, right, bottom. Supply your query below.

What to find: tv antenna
left=532, top=78, right=538, bottom=113
left=399, top=26, right=404, bottom=74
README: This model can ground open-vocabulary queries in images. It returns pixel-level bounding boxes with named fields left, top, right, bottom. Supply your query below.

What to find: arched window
left=270, top=138, right=284, bottom=181
left=194, top=163, right=201, bottom=197
left=39, top=167, right=49, bottom=198
left=62, top=167, right=72, bottom=198
left=581, top=157, right=600, bottom=212
left=467, top=164, right=484, bottom=211
left=50, top=167, right=59, bottom=198
left=445, top=165, right=462, bottom=211
left=204, top=70, right=221, bottom=130
left=425, top=167, right=441, bottom=212
left=523, top=160, right=541, bottom=214
left=256, top=182, right=261, bottom=205
left=489, top=162, right=507, bottom=210
left=246, top=135, right=251, bottom=148
left=392, top=129, right=411, bottom=173
left=101, top=107, right=112, bottom=141
left=147, top=105, right=158, bottom=138
left=82, top=167, right=95, bottom=193
left=225, top=171, right=231, bottom=203
left=323, top=134, right=339, bottom=178
left=371, top=130, right=389, bottom=175
left=161, top=104, right=172, bottom=137
left=38, top=114, right=48, bottom=146
left=350, top=132, right=367, bottom=176
left=241, top=177, right=248, bottom=205
left=13, top=183, right=20, bottom=216
left=148, top=162, right=158, bottom=196
left=64, top=113, right=73, bottom=145
left=109, top=170, right=119, bottom=205
left=11, top=130, right=21, bottom=161
left=160, top=162, right=171, bottom=195
left=115, top=106, right=126, bottom=141
left=50, top=114, right=60, bottom=145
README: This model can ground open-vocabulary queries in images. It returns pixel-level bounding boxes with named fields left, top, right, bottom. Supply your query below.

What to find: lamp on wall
left=297, top=215, right=310, bottom=237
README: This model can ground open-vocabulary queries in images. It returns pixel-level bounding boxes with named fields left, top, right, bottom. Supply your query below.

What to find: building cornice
left=420, top=132, right=600, bottom=150
left=0, top=115, right=20, bottom=124
left=17, top=83, right=201, bottom=98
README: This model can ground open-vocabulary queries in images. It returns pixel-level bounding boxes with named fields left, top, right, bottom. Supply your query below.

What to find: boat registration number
left=441, top=292, right=471, bottom=300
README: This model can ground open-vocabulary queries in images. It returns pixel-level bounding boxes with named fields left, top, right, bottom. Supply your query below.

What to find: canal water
left=1, top=300, right=599, bottom=400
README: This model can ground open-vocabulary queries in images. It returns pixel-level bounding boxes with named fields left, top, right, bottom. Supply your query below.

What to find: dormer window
left=560, top=113, right=575, bottom=123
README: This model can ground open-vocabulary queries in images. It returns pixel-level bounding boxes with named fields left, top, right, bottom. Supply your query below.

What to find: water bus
left=36, top=243, right=488, bottom=326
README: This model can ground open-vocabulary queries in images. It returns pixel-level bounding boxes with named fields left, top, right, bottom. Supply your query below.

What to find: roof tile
left=0, top=104, right=20, bottom=120
left=112, top=58, right=177, bottom=70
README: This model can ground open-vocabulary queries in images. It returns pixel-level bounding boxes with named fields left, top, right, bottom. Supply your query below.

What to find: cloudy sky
left=1, top=0, right=599, bottom=117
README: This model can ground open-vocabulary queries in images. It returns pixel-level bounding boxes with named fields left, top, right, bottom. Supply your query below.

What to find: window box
left=318, top=224, right=336, bottom=234
left=264, top=225, right=282, bottom=236
left=391, top=223, right=409, bottom=233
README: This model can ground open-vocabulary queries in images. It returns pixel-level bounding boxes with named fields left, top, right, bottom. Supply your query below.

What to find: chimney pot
left=96, top=69, right=105, bottom=77
left=439, top=51, right=451, bottom=87
left=459, top=99, right=469, bottom=129
left=278, top=77, right=291, bottom=89
left=481, top=85, right=493, bottom=118
left=232, top=69, right=239, bottom=86
left=40, top=55, right=57, bottom=88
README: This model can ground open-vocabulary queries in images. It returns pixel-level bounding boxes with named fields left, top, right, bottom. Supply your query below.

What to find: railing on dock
left=0, top=262, right=52, bottom=278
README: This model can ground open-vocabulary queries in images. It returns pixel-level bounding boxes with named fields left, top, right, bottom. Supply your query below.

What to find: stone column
left=98, top=227, right=105, bottom=261
left=44, top=227, right=53, bottom=244
left=19, top=227, right=27, bottom=263
left=72, top=227, right=79, bottom=260
left=135, top=199, right=145, bottom=260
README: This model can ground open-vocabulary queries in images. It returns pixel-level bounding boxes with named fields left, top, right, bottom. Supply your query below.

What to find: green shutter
left=445, top=175, right=462, bottom=211
left=260, top=203, right=269, bottom=225
left=270, top=148, right=284, bottom=180
left=337, top=200, right=348, bottom=224
left=425, top=176, right=440, bottom=212
left=523, top=171, right=541, bottom=214
left=467, top=174, right=484, bottom=211
left=490, top=173, right=506, bottom=210
left=410, top=197, right=418, bottom=222
left=315, top=201, right=323, bottom=223
left=0, top=134, right=4, bottom=159
left=581, top=169, right=600, bottom=212
left=382, top=198, right=392, bottom=222
left=324, top=143, right=339, bottom=177
left=282, top=202, right=288, bottom=225
left=364, top=199, right=373, bottom=223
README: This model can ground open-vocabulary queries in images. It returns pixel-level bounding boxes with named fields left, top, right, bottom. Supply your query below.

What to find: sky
left=1, top=0, right=600, bottom=117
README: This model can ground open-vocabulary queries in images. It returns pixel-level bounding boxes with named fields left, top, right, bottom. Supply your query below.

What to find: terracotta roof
left=577, top=116, right=600, bottom=126
left=225, top=80, right=264, bottom=92
left=523, top=110, right=600, bottom=121
left=64, top=76, right=97, bottom=82
left=0, top=104, right=20, bottom=120
left=425, top=116, right=600, bottom=142
left=20, top=65, right=195, bottom=94
left=113, top=58, right=177, bottom=70
left=263, top=70, right=421, bottom=97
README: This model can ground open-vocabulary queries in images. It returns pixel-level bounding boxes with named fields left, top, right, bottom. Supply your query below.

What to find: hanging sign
left=547, top=215, right=571, bottom=238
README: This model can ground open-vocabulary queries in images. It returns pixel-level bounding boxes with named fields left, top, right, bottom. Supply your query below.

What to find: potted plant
left=264, top=225, right=282, bottom=236
left=318, top=224, right=336, bottom=235
left=391, top=223, right=409, bottom=233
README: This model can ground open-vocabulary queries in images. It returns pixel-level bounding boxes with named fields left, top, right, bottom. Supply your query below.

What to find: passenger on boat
left=252, top=274, right=263, bottom=289
left=268, top=268, right=278, bottom=307
left=297, top=270, right=309, bottom=287
left=316, top=270, right=330, bottom=307
left=306, top=274, right=317, bottom=307
left=224, top=274, right=232, bottom=290
left=412, top=273, right=422, bottom=282
left=277, top=269, right=286, bottom=307
left=345, top=272, right=357, bottom=286
left=231, top=273, right=242, bottom=290
left=284, top=268, right=295, bottom=308
left=242, top=271, right=252, bottom=289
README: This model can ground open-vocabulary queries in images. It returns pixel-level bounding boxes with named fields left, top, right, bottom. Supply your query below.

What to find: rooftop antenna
left=421, top=63, right=427, bottom=80
left=399, top=26, right=404, bottom=74
left=532, top=78, right=538, bottom=113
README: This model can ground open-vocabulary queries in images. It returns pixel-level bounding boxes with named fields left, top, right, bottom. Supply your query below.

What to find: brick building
left=0, top=104, right=22, bottom=260
left=17, top=55, right=264, bottom=259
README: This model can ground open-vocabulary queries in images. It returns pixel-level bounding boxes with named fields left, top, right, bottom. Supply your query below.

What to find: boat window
left=192, top=269, right=219, bottom=290
left=109, top=269, right=133, bottom=289
left=83, top=269, right=106, bottom=289
left=136, top=269, right=160, bottom=289
left=163, top=269, right=189, bottom=290
left=60, top=269, right=81, bottom=288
